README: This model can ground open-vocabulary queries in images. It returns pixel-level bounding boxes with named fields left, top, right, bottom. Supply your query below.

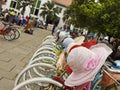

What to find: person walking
left=51, top=24, right=56, bottom=35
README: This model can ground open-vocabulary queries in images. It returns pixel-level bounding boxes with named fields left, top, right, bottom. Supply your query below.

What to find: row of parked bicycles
left=13, top=35, right=120, bottom=90
left=0, top=18, right=20, bottom=41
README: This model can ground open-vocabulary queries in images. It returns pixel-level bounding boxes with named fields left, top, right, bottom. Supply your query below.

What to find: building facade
left=2, top=0, right=72, bottom=28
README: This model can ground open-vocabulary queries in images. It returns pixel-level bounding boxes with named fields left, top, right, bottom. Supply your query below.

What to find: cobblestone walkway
left=0, top=27, right=51, bottom=90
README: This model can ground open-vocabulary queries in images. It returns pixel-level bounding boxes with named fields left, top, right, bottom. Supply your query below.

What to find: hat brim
left=65, top=69, right=95, bottom=87
left=65, top=43, right=113, bottom=87
left=74, top=36, right=85, bottom=43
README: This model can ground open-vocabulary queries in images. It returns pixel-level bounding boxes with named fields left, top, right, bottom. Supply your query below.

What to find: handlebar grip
left=107, top=57, right=117, bottom=66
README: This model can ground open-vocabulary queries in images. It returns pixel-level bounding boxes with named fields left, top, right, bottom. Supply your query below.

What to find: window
left=34, top=9, right=39, bottom=15
left=10, top=1, right=17, bottom=8
left=31, top=0, right=41, bottom=16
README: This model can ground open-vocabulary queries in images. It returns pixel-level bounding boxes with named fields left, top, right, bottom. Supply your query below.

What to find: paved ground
left=0, top=26, right=120, bottom=90
left=0, top=27, right=51, bottom=90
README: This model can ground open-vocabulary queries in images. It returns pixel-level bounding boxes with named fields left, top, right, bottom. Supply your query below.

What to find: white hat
left=62, top=37, right=74, bottom=52
left=57, top=31, right=68, bottom=43
left=65, top=43, right=112, bottom=87
left=66, top=36, right=85, bottom=53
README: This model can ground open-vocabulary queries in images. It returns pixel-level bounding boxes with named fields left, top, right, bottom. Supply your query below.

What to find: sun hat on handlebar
left=65, top=36, right=85, bottom=53
left=62, top=37, right=74, bottom=52
left=64, top=39, right=97, bottom=74
left=56, top=31, right=70, bottom=43
left=62, top=36, right=85, bottom=51
left=65, top=43, right=113, bottom=87
left=67, top=39, right=96, bottom=53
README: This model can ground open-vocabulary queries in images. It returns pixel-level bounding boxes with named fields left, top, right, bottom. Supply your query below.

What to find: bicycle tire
left=29, top=56, right=56, bottom=65
left=34, top=46, right=55, bottom=54
left=3, top=29, right=16, bottom=41
left=15, top=63, right=55, bottom=86
left=92, top=77, right=118, bottom=90
left=40, top=44, right=55, bottom=48
left=13, top=77, right=63, bottom=90
left=31, top=51, right=57, bottom=61
left=42, top=41, right=56, bottom=45
left=105, top=84, right=118, bottom=90
left=42, top=35, right=55, bottom=42
left=92, top=77, right=103, bottom=90
left=12, top=28, right=21, bottom=39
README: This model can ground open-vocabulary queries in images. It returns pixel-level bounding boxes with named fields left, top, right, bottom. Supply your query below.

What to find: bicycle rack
left=13, top=35, right=63, bottom=90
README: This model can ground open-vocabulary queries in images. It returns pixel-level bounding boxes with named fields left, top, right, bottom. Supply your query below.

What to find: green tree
left=40, top=1, right=62, bottom=25
left=64, top=0, right=120, bottom=38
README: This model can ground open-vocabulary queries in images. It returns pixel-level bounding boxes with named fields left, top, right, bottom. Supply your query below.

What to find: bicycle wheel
left=15, top=63, right=56, bottom=86
left=30, top=51, right=57, bottom=61
left=105, top=84, right=118, bottom=90
left=34, top=46, right=56, bottom=54
left=92, top=77, right=103, bottom=90
left=29, top=56, right=56, bottom=65
left=12, top=28, right=21, bottom=39
left=3, top=29, right=16, bottom=41
left=13, top=77, right=63, bottom=90
left=92, top=77, right=118, bottom=90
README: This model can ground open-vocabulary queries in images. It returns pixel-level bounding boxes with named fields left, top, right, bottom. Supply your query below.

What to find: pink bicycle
left=0, top=21, right=19, bottom=41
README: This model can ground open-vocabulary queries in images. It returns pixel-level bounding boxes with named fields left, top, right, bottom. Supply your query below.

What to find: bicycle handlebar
left=103, top=69, right=120, bottom=85
left=107, top=56, right=117, bottom=66
left=103, top=64, right=120, bottom=74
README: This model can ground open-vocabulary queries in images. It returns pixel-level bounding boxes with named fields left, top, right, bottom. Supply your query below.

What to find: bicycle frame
left=91, top=60, right=120, bottom=90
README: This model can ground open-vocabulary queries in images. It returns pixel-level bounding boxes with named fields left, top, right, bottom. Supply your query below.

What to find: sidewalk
left=0, top=27, right=51, bottom=90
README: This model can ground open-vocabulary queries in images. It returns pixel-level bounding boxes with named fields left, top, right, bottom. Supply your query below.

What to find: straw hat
left=74, top=36, right=85, bottom=43
left=65, top=43, right=112, bottom=87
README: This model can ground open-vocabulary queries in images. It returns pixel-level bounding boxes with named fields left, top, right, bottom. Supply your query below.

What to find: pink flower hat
left=65, top=43, right=113, bottom=87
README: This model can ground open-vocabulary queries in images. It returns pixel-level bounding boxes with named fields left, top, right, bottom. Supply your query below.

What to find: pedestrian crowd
left=0, top=9, right=31, bottom=26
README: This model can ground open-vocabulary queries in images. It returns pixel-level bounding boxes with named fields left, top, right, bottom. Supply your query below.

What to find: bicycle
left=14, top=62, right=69, bottom=90
left=13, top=35, right=73, bottom=90
left=0, top=17, right=21, bottom=40
left=11, top=25, right=21, bottom=39
left=91, top=57, right=120, bottom=90
left=0, top=21, right=16, bottom=40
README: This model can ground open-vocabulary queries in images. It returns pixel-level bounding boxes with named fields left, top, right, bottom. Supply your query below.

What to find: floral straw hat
left=65, top=43, right=113, bottom=87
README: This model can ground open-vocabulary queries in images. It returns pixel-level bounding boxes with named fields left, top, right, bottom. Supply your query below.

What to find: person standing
left=51, top=24, right=56, bottom=35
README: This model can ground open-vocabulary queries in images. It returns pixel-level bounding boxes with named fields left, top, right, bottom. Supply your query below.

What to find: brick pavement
left=0, top=27, right=51, bottom=90
left=0, top=27, right=120, bottom=90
